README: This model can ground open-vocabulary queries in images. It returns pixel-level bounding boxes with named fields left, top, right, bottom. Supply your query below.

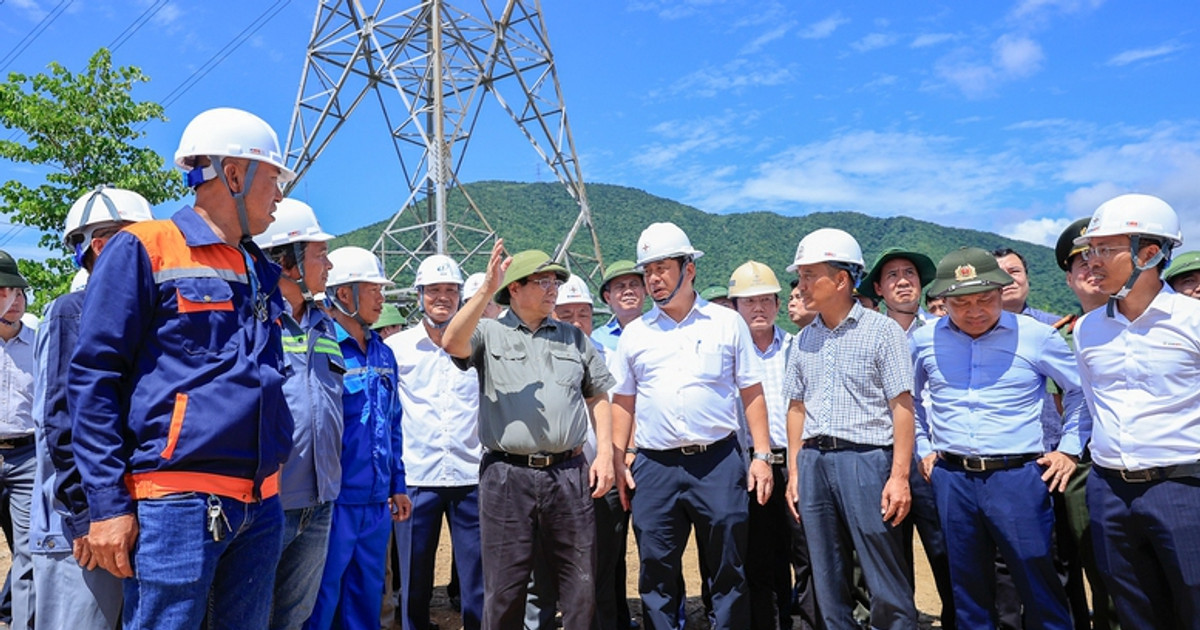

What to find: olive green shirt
left=454, top=310, right=613, bottom=454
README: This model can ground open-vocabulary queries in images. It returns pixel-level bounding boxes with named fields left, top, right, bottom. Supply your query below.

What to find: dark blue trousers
left=631, top=437, right=749, bottom=629
left=1088, top=469, right=1200, bottom=630
left=396, top=485, right=484, bottom=630
left=931, top=460, right=1071, bottom=630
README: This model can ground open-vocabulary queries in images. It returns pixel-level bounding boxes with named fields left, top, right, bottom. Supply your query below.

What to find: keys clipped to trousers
left=207, top=494, right=231, bottom=542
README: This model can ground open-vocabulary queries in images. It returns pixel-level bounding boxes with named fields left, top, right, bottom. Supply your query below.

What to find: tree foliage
left=0, top=48, right=187, bottom=307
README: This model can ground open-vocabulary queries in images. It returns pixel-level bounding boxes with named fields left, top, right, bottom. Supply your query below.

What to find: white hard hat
left=556, top=274, right=594, bottom=306
left=69, top=269, right=89, bottom=292
left=175, top=107, right=296, bottom=186
left=252, top=198, right=333, bottom=249
left=462, top=272, right=487, bottom=301
left=728, top=261, right=782, bottom=298
left=413, top=254, right=464, bottom=288
left=327, top=246, right=394, bottom=287
left=64, top=186, right=153, bottom=247
left=787, top=228, right=865, bottom=272
left=635, top=222, right=704, bottom=268
left=1074, top=193, right=1183, bottom=248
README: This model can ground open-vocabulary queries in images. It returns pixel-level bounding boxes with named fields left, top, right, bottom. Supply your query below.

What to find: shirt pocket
left=487, top=346, right=528, bottom=394
left=550, top=349, right=584, bottom=387
left=694, top=347, right=730, bottom=382
left=174, top=278, right=239, bottom=356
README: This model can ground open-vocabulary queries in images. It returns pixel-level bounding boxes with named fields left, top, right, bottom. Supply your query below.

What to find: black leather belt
left=939, top=452, right=1039, bottom=473
left=1095, top=461, right=1200, bottom=483
left=802, top=435, right=888, bottom=452
left=488, top=447, right=583, bottom=469
left=0, top=435, right=34, bottom=450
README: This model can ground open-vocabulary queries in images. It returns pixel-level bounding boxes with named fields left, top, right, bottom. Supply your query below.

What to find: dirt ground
left=0, top=525, right=946, bottom=629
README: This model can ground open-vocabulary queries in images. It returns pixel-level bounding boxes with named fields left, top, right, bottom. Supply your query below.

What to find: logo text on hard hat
left=954, top=264, right=977, bottom=282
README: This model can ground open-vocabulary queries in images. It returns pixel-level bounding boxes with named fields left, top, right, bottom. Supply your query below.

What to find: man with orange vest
left=68, top=108, right=296, bottom=629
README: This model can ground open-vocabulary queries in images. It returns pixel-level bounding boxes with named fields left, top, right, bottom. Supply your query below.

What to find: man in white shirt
left=387, top=255, right=484, bottom=630
left=1072, top=193, right=1200, bottom=629
left=0, top=256, right=34, bottom=630
left=611, top=222, right=773, bottom=629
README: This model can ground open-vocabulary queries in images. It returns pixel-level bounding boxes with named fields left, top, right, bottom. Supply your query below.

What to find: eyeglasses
left=1081, top=245, right=1127, bottom=262
left=524, top=277, right=563, bottom=291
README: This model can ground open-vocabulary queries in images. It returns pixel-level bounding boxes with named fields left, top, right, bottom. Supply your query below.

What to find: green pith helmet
left=1165, top=251, right=1200, bottom=283
left=599, top=259, right=643, bottom=296
left=0, top=250, right=28, bottom=289
left=1055, top=218, right=1092, bottom=271
left=371, top=303, right=405, bottom=330
left=496, top=250, right=569, bottom=306
left=859, top=248, right=937, bottom=301
left=927, top=247, right=1014, bottom=298
left=699, top=285, right=729, bottom=301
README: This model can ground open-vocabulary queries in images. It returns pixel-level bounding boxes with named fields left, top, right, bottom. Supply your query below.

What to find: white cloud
left=910, top=33, right=958, bottom=48
left=630, top=115, right=747, bottom=171
left=628, top=0, right=730, bottom=20
left=1010, top=0, right=1105, bottom=20
left=992, top=35, right=1044, bottom=77
left=1006, top=217, right=1072, bottom=246
left=799, top=13, right=849, bottom=39
left=933, top=34, right=1044, bottom=98
left=6, top=0, right=45, bottom=20
left=657, top=58, right=794, bottom=99
left=851, top=33, right=900, bottom=53
left=740, top=21, right=795, bottom=55
left=1107, top=42, right=1186, bottom=67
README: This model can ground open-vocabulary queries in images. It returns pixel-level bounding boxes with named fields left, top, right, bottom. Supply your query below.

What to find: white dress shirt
left=1074, top=286, right=1200, bottom=471
left=611, top=295, right=763, bottom=450
left=387, top=324, right=482, bottom=486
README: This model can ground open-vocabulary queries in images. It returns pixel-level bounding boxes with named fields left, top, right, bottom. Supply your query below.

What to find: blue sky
left=1, top=0, right=1198, bottom=263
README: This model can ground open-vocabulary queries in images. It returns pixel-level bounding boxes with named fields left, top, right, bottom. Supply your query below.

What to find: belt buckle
left=680, top=444, right=705, bottom=455
left=769, top=453, right=786, bottom=466
left=1120, top=468, right=1154, bottom=483
left=963, top=457, right=987, bottom=473
left=527, top=454, right=553, bottom=468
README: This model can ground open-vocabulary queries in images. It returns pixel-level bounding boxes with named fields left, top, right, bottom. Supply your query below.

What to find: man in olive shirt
left=444, top=240, right=615, bottom=629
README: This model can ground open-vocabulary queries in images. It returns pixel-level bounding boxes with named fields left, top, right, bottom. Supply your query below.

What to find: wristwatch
left=751, top=451, right=772, bottom=462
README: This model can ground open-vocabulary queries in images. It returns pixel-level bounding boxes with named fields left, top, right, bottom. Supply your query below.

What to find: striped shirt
left=783, top=302, right=912, bottom=446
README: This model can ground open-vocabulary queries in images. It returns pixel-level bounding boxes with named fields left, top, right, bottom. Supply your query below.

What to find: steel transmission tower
left=283, top=0, right=605, bottom=297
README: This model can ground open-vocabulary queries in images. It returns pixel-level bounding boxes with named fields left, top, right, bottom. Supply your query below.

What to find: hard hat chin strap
left=332, top=283, right=371, bottom=329
left=288, top=241, right=319, bottom=308
left=208, top=155, right=259, bottom=241
left=1106, top=234, right=1170, bottom=317
left=415, top=287, right=453, bottom=330
left=652, top=256, right=692, bottom=306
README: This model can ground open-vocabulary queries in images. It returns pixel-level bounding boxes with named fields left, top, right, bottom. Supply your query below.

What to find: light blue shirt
left=911, top=310, right=1090, bottom=459
left=591, top=317, right=622, bottom=352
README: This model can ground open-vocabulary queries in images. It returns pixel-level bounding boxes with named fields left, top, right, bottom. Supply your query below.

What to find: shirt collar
left=171, top=206, right=226, bottom=247
left=942, top=309, right=1016, bottom=337
left=645, top=292, right=708, bottom=325
left=499, top=308, right=559, bottom=333
left=816, top=300, right=864, bottom=332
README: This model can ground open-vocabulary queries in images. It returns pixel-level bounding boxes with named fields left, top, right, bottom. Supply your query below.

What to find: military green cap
left=859, top=248, right=936, bottom=301
left=927, top=247, right=1013, bottom=298
left=599, top=260, right=643, bottom=295
left=371, top=303, right=405, bottom=330
left=0, top=251, right=28, bottom=289
left=1055, top=218, right=1091, bottom=271
left=496, top=250, right=569, bottom=306
left=1165, top=251, right=1200, bottom=283
left=699, top=285, right=729, bottom=301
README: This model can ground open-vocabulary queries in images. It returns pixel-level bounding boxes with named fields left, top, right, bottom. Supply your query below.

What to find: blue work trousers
left=630, top=437, right=749, bottom=630
left=931, top=460, right=1071, bottom=630
left=271, top=502, right=333, bottom=630
left=305, top=501, right=391, bottom=630
left=124, top=493, right=284, bottom=630
left=1088, top=469, right=1200, bottom=629
left=799, top=447, right=916, bottom=630
left=396, top=485, right=484, bottom=630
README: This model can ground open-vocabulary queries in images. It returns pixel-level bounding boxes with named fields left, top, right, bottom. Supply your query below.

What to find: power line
left=157, top=0, right=293, bottom=111
left=0, top=0, right=74, bottom=74
left=107, top=0, right=170, bottom=52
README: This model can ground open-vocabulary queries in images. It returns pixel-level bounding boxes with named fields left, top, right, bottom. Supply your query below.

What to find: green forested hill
left=334, top=180, right=1079, bottom=316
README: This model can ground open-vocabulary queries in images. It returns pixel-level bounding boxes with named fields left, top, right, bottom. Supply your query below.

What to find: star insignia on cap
left=954, top=264, right=977, bottom=282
